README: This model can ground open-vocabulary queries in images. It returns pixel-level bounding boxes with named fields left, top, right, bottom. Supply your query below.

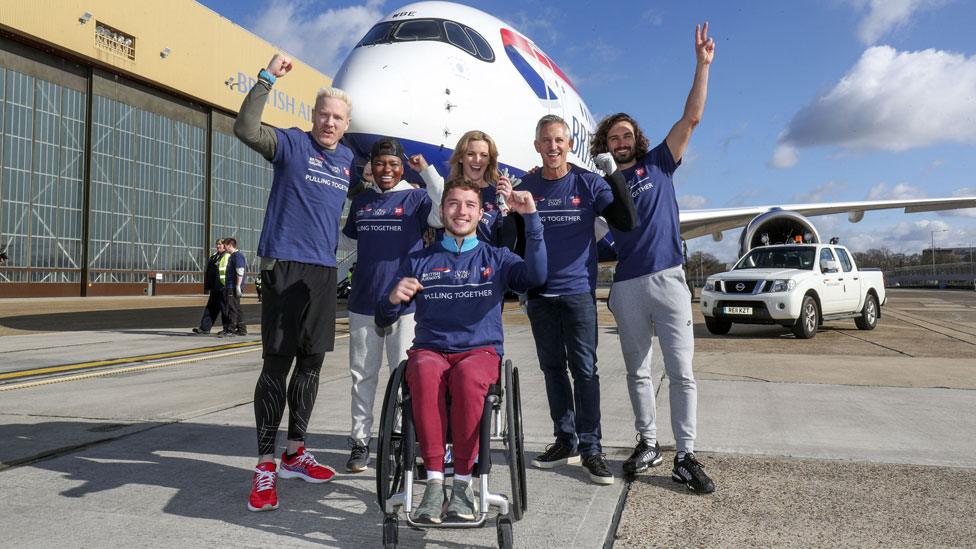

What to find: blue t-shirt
left=376, top=213, right=546, bottom=355
left=610, top=142, right=683, bottom=282
left=342, top=186, right=431, bottom=316
left=257, top=127, right=355, bottom=267
left=516, top=166, right=613, bottom=295
left=224, top=251, right=247, bottom=290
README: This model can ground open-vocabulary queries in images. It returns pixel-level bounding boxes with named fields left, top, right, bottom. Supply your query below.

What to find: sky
left=199, top=0, right=976, bottom=263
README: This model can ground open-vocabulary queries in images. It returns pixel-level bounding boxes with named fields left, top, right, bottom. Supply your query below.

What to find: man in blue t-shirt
left=516, top=114, right=636, bottom=486
left=376, top=179, right=546, bottom=523
left=340, top=137, right=443, bottom=474
left=218, top=237, right=248, bottom=337
left=588, top=23, right=716, bottom=494
left=234, top=53, right=353, bottom=512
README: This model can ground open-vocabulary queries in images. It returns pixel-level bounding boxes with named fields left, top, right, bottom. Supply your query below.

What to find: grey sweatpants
left=348, top=311, right=415, bottom=445
left=608, top=265, right=697, bottom=453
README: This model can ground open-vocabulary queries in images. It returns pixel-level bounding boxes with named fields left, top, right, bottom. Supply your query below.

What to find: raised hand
left=407, top=154, right=429, bottom=172
left=507, top=190, right=537, bottom=215
left=593, top=152, right=617, bottom=175
left=267, top=54, right=294, bottom=78
left=695, top=22, right=715, bottom=66
left=389, top=277, right=423, bottom=305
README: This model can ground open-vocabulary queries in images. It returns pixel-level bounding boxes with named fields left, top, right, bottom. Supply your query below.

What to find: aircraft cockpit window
left=394, top=19, right=443, bottom=41
left=358, top=21, right=394, bottom=46
left=444, top=21, right=477, bottom=56
left=465, top=26, right=495, bottom=61
left=354, top=19, right=495, bottom=62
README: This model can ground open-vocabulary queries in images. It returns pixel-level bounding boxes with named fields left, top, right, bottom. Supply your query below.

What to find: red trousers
left=405, top=347, right=499, bottom=476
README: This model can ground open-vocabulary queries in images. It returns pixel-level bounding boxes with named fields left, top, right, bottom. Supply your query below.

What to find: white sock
left=676, top=451, right=689, bottom=461
left=426, top=470, right=444, bottom=482
left=454, top=473, right=472, bottom=485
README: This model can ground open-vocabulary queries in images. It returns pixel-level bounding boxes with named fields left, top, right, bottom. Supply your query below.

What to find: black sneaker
left=581, top=453, right=614, bottom=485
left=622, top=436, right=663, bottom=475
left=346, top=440, right=369, bottom=473
left=531, top=442, right=580, bottom=469
left=217, top=330, right=235, bottom=338
left=236, top=329, right=248, bottom=336
left=191, top=328, right=210, bottom=335
left=672, top=453, right=715, bottom=494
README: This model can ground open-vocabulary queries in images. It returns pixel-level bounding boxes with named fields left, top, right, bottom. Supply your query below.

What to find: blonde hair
left=314, top=87, right=353, bottom=113
left=447, top=130, right=499, bottom=186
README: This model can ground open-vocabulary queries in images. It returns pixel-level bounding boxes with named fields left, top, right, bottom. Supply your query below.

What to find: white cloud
left=945, top=187, right=976, bottom=218
left=677, top=195, right=708, bottom=209
left=849, top=0, right=943, bottom=45
left=771, top=46, right=976, bottom=167
left=791, top=180, right=848, bottom=203
left=768, top=144, right=798, bottom=168
left=251, top=0, right=385, bottom=75
left=866, top=182, right=927, bottom=200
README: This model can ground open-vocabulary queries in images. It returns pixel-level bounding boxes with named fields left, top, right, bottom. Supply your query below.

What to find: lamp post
left=930, top=228, right=948, bottom=282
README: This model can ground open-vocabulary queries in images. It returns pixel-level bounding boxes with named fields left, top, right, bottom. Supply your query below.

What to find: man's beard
left=612, top=148, right=635, bottom=164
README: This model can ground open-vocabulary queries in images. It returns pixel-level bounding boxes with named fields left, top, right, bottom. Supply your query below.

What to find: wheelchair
left=376, top=358, right=528, bottom=548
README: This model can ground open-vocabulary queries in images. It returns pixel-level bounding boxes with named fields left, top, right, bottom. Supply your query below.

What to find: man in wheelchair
left=375, top=179, right=546, bottom=524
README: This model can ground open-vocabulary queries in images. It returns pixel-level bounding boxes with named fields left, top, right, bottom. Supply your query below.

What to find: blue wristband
left=258, top=69, right=276, bottom=85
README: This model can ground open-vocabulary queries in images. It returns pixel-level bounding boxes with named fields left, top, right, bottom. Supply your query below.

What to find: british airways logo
left=481, top=266, right=493, bottom=279
left=393, top=206, right=404, bottom=216
left=308, top=156, right=323, bottom=168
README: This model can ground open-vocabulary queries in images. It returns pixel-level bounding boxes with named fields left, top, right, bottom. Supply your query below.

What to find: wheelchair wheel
left=512, top=365, right=528, bottom=516
left=376, top=362, right=407, bottom=511
left=496, top=515, right=514, bottom=549
left=383, top=514, right=398, bottom=548
left=503, top=360, right=526, bottom=521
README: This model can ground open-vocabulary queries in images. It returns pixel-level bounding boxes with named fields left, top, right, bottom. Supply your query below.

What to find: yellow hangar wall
left=0, top=0, right=329, bottom=129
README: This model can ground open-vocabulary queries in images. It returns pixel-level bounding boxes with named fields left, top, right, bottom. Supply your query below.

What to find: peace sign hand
left=695, top=22, right=715, bottom=66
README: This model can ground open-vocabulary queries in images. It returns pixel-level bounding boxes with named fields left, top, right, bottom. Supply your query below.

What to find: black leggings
left=254, top=353, right=325, bottom=456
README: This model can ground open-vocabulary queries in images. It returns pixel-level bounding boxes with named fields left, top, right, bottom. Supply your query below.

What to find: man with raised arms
left=515, top=114, right=636, bottom=485
left=376, top=179, right=546, bottom=523
left=589, top=22, right=716, bottom=494
left=234, top=53, right=354, bottom=512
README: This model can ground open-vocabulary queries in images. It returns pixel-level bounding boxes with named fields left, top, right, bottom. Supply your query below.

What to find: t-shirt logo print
left=393, top=206, right=404, bottom=216
left=481, top=266, right=493, bottom=279
left=570, top=195, right=581, bottom=207
left=636, top=167, right=646, bottom=178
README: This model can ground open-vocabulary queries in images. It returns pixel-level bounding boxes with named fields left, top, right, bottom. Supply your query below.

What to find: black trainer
left=191, top=328, right=210, bottom=335
left=581, top=453, right=614, bottom=485
left=622, top=436, right=663, bottom=475
left=672, top=453, right=715, bottom=494
left=531, top=442, right=580, bottom=469
left=346, top=440, right=369, bottom=473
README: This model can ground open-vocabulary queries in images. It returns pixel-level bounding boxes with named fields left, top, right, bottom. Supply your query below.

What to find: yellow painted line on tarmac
left=0, top=341, right=261, bottom=381
left=0, top=333, right=350, bottom=392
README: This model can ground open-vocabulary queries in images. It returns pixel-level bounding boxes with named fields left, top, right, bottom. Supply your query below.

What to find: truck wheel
left=854, top=294, right=879, bottom=330
left=792, top=296, right=819, bottom=339
left=705, top=317, right=732, bottom=335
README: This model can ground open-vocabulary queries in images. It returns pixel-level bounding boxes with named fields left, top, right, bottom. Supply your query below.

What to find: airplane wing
left=679, top=196, right=976, bottom=240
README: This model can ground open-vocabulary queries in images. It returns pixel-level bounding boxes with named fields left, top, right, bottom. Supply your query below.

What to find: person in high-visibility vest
left=193, top=239, right=226, bottom=335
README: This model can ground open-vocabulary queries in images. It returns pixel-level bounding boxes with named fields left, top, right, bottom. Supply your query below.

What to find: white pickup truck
left=700, top=243, right=886, bottom=338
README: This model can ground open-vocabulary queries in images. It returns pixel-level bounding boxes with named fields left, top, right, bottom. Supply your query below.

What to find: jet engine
left=737, top=209, right=820, bottom=257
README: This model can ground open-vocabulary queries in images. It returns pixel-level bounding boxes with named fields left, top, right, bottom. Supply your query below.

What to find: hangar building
left=0, top=0, right=338, bottom=297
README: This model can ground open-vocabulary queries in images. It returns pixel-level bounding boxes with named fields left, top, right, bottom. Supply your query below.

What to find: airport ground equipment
left=701, top=243, right=886, bottom=338
left=376, top=359, right=527, bottom=548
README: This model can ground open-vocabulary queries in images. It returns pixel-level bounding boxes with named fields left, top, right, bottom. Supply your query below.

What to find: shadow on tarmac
left=1, top=422, right=492, bottom=548
left=0, top=306, right=261, bottom=333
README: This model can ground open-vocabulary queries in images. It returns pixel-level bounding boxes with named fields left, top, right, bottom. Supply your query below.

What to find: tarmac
left=0, top=288, right=974, bottom=548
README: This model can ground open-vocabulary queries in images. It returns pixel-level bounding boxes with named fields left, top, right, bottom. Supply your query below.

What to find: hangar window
left=356, top=19, right=495, bottom=62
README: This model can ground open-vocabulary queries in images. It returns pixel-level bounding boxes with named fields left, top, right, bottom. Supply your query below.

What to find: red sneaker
left=279, top=447, right=336, bottom=483
left=247, top=462, right=279, bottom=512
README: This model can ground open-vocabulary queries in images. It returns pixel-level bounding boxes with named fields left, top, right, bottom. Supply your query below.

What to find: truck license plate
left=723, top=306, right=753, bottom=315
